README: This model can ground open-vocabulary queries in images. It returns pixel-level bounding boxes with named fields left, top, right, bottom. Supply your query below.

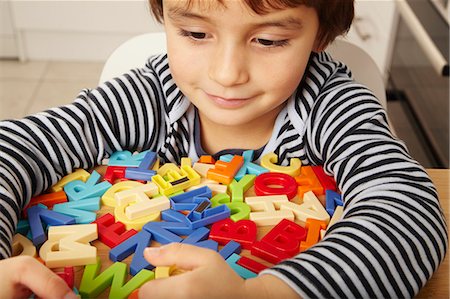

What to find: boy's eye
left=178, top=29, right=207, bottom=40
left=254, top=38, right=289, bottom=48
left=190, top=32, right=207, bottom=40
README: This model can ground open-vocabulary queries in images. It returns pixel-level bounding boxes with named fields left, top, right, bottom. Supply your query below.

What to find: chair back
left=99, top=32, right=166, bottom=84
left=326, top=39, right=387, bottom=108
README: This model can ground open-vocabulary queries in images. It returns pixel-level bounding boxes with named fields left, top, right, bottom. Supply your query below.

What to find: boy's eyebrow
left=167, top=6, right=211, bottom=22
left=167, top=6, right=303, bottom=30
left=254, top=17, right=304, bottom=30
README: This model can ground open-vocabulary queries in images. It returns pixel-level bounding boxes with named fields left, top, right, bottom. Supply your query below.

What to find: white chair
left=326, top=38, right=387, bottom=108
left=100, top=33, right=387, bottom=109
left=99, top=32, right=167, bottom=84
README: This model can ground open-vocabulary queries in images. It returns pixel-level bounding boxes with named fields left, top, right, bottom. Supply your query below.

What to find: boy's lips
left=205, top=93, right=252, bottom=108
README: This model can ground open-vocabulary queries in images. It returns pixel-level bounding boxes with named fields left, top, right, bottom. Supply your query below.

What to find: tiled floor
left=0, top=59, right=442, bottom=168
left=0, top=60, right=104, bottom=120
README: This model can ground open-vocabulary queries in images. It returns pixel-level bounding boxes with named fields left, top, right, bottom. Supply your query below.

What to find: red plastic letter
left=254, top=172, right=298, bottom=200
left=93, top=213, right=138, bottom=248
left=209, top=218, right=257, bottom=250
left=260, top=218, right=307, bottom=256
left=311, top=166, right=337, bottom=192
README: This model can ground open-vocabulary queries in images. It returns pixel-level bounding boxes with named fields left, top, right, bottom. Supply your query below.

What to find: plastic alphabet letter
left=326, top=205, right=344, bottom=232
left=192, top=163, right=215, bottom=177
left=15, top=219, right=30, bottom=236
left=114, top=183, right=168, bottom=220
left=325, top=190, right=343, bottom=216
left=260, top=152, right=301, bottom=177
left=300, top=218, right=328, bottom=252
left=155, top=265, right=178, bottom=279
left=64, top=171, right=112, bottom=201
left=182, top=227, right=218, bottom=251
left=198, top=155, right=216, bottom=164
left=23, top=191, right=67, bottom=218
left=169, top=186, right=212, bottom=210
left=218, top=240, right=241, bottom=260
left=295, top=166, right=324, bottom=198
left=109, top=150, right=150, bottom=167
left=226, top=253, right=257, bottom=279
left=209, top=218, right=257, bottom=250
left=210, top=193, right=231, bottom=208
left=229, top=174, right=256, bottom=202
left=39, top=224, right=98, bottom=268
left=56, top=267, right=75, bottom=289
left=28, top=204, right=76, bottom=246
left=104, top=166, right=127, bottom=184
left=143, top=221, right=193, bottom=244
left=236, top=256, right=268, bottom=274
left=251, top=240, right=291, bottom=264
left=109, top=230, right=154, bottom=276
left=102, top=181, right=144, bottom=207
left=186, top=204, right=231, bottom=229
left=259, top=219, right=306, bottom=256
left=115, top=202, right=160, bottom=231
left=93, top=213, right=138, bottom=248
left=207, top=155, right=244, bottom=185
left=279, top=191, right=330, bottom=225
left=220, top=150, right=268, bottom=180
left=245, top=195, right=294, bottom=226
left=51, top=169, right=90, bottom=192
left=80, top=258, right=154, bottom=299
left=12, top=233, right=36, bottom=257
left=225, top=202, right=251, bottom=222
left=254, top=172, right=298, bottom=200
left=53, top=197, right=100, bottom=224
left=125, top=151, right=157, bottom=181
left=311, top=166, right=337, bottom=192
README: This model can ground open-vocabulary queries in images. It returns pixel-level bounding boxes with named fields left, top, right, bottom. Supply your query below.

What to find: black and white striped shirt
left=0, top=52, right=447, bottom=298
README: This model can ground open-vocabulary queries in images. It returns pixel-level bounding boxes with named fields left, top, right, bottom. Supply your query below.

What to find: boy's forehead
left=164, top=0, right=309, bottom=16
left=164, top=0, right=226, bottom=15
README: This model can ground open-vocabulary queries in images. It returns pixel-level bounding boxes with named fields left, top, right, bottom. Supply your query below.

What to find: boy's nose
left=208, top=43, right=249, bottom=87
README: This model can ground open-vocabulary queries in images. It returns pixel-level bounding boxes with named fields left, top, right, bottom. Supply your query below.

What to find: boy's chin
left=203, top=112, right=259, bottom=128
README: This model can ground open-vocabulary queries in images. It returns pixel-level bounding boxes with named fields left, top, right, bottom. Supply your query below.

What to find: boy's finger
left=139, top=273, right=193, bottom=299
left=143, top=243, right=219, bottom=270
left=15, top=257, right=77, bottom=299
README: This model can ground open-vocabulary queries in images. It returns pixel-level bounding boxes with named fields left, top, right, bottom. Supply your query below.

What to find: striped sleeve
left=0, top=63, right=166, bottom=258
left=261, top=81, right=448, bottom=298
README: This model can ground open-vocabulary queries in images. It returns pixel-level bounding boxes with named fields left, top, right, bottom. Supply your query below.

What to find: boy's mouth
left=205, top=92, right=252, bottom=109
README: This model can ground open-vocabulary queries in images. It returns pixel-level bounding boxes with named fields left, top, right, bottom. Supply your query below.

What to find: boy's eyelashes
left=177, top=29, right=207, bottom=41
left=177, top=29, right=290, bottom=48
left=252, top=38, right=290, bottom=48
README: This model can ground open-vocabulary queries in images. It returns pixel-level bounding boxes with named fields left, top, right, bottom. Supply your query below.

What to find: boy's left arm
left=261, top=86, right=448, bottom=298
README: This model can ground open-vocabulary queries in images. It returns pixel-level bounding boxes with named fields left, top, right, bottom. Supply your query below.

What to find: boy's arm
left=0, top=60, right=166, bottom=258
left=262, top=84, right=448, bottom=298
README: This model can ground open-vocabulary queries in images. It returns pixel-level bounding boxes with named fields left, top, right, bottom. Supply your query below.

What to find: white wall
left=8, top=0, right=164, bottom=61
left=0, top=1, right=18, bottom=57
left=3, top=0, right=398, bottom=78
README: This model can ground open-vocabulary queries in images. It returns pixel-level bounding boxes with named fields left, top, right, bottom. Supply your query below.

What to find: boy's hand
left=0, top=256, right=77, bottom=299
left=139, top=243, right=247, bottom=299
left=139, top=243, right=299, bottom=299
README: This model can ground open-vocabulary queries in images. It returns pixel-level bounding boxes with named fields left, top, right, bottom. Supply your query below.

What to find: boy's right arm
left=0, top=60, right=166, bottom=259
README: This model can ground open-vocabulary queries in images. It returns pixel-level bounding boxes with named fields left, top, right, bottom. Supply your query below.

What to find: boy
left=0, top=0, right=447, bottom=298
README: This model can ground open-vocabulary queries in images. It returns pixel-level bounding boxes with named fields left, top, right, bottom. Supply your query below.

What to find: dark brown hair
left=148, top=0, right=354, bottom=49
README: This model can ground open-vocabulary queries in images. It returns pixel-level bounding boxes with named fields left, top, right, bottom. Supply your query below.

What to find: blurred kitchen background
left=0, top=0, right=448, bottom=168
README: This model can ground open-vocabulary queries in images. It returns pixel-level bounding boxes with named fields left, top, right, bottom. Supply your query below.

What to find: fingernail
left=144, top=247, right=161, bottom=256
left=64, top=292, right=79, bottom=299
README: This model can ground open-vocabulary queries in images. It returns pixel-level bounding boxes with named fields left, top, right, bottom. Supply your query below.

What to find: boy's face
left=163, top=1, right=320, bottom=128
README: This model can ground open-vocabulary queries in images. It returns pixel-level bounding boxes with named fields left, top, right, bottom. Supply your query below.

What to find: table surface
left=416, top=169, right=449, bottom=299
left=73, top=168, right=449, bottom=298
